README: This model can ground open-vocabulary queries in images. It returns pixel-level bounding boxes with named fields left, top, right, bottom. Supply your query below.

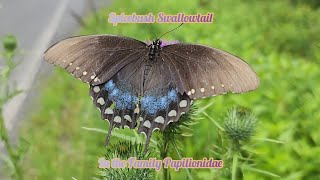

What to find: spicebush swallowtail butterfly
left=44, top=32, right=259, bottom=151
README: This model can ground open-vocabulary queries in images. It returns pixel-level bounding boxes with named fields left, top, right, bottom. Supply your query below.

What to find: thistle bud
left=223, top=107, right=257, bottom=143
left=3, top=34, right=17, bottom=52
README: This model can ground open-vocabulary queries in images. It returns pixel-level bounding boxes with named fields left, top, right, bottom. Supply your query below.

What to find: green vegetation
left=6, top=0, right=319, bottom=179
left=0, top=35, right=28, bottom=180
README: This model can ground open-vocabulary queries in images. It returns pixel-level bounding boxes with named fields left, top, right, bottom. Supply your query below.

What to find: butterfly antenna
left=148, top=25, right=158, bottom=40
left=159, top=23, right=184, bottom=39
left=151, top=31, right=157, bottom=40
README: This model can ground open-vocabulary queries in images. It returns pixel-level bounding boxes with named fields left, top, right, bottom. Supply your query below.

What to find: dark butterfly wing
left=44, top=34, right=152, bottom=148
left=44, top=35, right=148, bottom=85
left=89, top=56, right=147, bottom=144
left=89, top=55, right=191, bottom=151
left=161, top=43, right=259, bottom=99
left=137, top=59, right=191, bottom=150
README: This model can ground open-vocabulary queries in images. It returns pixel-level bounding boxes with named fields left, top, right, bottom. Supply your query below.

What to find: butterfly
left=44, top=33, right=259, bottom=152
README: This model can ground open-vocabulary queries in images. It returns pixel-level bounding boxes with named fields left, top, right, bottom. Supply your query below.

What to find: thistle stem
left=0, top=110, right=23, bottom=180
left=162, top=139, right=170, bottom=180
left=0, top=39, right=23, bottom=180
left=231, top=153, right=238, bottom=180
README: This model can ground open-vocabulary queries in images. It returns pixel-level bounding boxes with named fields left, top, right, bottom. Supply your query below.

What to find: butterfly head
left=152, top=39, right=162, bottom=47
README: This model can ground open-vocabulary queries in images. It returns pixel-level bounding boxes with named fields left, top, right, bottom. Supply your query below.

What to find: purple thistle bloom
left=160, top=39, right=180, bottom=47
left=144, top=39, right=180, bottom=47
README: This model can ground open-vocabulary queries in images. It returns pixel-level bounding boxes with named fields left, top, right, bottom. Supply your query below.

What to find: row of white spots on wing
left=179, top=100, right=188, bottom=108
left=94, top=77, right=99, bottom=82
left=114, top=116, right=121, bottom=123
left=186, top=83, right=232, bottom=97
left=97, top=97, right=105, bottom=105
left=154, top=116, right=164, bottom=124
left=168, top=110, right=177, bottom=117
left=93, top=86, right=100, bottom=93
left=152, top=127, right=160, bottom=132
left=97, top=106, right=102, bottom=113
left=83, top=71, right=87, bottom=75
left=124, top=115, right=132, bottom=122
left=104, top=107, right=113, bottom=114
left=143, top=120, right=151, bottom=128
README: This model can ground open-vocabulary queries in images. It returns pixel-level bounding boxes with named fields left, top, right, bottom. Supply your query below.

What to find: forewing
left=162, top=44, right=259, bottom=99
left=44, top=35, right=148, bottom=85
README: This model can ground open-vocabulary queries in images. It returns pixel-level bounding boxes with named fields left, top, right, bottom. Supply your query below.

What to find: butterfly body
left=44, top=34, right=259, bottom=151
left=148, top=39, right=162, bottom=61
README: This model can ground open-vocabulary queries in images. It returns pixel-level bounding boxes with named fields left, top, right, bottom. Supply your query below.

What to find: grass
left=10, top=0, right=320, bottom=179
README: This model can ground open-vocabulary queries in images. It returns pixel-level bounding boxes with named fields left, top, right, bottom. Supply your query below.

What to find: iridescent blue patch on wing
left=110, top=88, right=120, bottom=98
left=168, top=89, right=177, bottom=101
left=104, top=80, right=138, bottom=110
left=105, top=80, right=116, bottom=91
left=141, top=89, right=178, bottom=115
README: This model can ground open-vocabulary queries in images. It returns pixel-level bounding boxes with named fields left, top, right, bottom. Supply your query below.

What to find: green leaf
left=253, top=137, right=284, bottom=144
left=0, top=154, right=15, bottom=175
left=171, top=139, right=194, bottom=180
left=81, top=127, right=157, bottom=146
left=242, top=165, right=281, bottom=178
left=202, top=111, right=224, bottom=131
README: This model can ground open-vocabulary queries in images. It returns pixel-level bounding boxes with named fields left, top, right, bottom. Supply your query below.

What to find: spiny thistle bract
left=162, top=104, right=198, bottom=141
left=223, top=107, right=257, bottom=143
left=97, top=141, right=156, bottom=180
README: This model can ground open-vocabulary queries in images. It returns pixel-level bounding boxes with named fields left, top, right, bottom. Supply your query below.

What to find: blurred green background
left=7, top=0, right=320, bottom=179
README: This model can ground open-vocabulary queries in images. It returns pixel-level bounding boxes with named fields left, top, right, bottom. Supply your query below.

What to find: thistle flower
left=144, top=39, right=180, bottom=47
left=97, top=141, right=156, bottom=180
left=159, top=39, right=180, bottom=47
left=223, top=107, right=257, bottom=144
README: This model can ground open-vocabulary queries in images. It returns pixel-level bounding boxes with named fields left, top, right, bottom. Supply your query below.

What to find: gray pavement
left=0, top=0, right=108, bottom=176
